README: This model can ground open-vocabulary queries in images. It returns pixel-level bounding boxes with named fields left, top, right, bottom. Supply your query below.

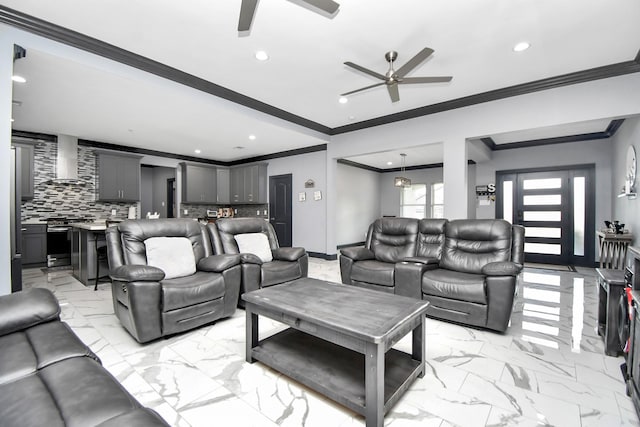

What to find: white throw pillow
left=235, top=233, right=273, bottom=262
left=145, top=237, right=196, bottom=279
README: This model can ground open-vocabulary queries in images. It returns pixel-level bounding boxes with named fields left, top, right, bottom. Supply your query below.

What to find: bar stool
left=94, top=221, right=117, bottom=291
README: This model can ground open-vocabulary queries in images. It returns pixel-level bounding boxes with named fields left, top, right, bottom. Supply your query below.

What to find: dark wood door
left=269, top=174, right=292, bottom=247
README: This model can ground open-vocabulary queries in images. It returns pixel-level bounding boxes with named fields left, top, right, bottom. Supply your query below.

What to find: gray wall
left=336, top=163, right=381, bottom=246
left=612, top=116, right=640, bottom=246
left=140, top=166, right=154, bottom=218
left=266, top=150, right=327, bottom=254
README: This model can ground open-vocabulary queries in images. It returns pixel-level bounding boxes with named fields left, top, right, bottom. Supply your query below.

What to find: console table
left=597, top=231, right=633, bottom=269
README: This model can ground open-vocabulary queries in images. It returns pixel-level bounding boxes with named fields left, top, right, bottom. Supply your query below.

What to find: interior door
left=269, top=174, right=292, bottom=247
left=497, top=165, right=594, bottom=266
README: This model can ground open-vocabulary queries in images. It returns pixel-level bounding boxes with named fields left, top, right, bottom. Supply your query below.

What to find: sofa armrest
left=198, top=254, right=241, bottom=272
left=272, top=247, right=306, bottom=262
left=394, top=261, right=433, bottom=299
left=403, top=256, right=440, bottom=266
left=340, top=247, right=375, bottom=261
left=481, top=261, right=522, bottom=276
left=240, top=253, right=263, bottom=265
left=110, top=265, right=165, bottom=282
left=0, top=288, right=60, bottom=336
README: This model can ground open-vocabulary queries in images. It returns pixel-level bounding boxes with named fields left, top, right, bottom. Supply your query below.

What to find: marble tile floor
left=20, top=259, right=640, bottom=427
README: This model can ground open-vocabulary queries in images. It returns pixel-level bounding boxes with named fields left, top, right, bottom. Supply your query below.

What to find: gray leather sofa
left=106, top=219, right=242, bottom=343
left=340, top=217, right=524, bottom=332
left=0, top=288, right=169, bottom=427
left=209, top=218, right=308, bottom=306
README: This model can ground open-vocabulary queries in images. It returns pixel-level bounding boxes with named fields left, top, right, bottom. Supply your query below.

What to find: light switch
left=184, top=209, right=188, bottom=215
left=111, top=209, right=117, bottom=216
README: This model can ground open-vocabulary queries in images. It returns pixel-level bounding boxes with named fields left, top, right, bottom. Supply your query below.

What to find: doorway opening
left=167, top=178, right=176, bottom=218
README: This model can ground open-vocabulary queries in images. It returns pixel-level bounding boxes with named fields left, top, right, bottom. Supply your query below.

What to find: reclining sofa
left=106, top=219, right=242, bottom=343
left=0, top=288, right=169, bottom=427
left=340, top=217, right=525, bottom=332
left=209, top=218, right=308, bottom=306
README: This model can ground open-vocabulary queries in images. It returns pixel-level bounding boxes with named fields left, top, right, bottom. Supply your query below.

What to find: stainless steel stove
left=46, top=217, right=90, bottom=267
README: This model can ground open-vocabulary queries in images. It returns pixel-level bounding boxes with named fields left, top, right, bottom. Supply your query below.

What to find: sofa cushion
left=145, top=237, right=196, bottom=279
left=422, top=269, right=487, bottom=304
left=234, top=233, right=273, bottom=262
left=370, top=218, right=418, bottom=263
left=161, top=271, right=226, bottom=311
left=261, top=260, right=302, bottom=287
left=351, top=260, right=395, bottom=287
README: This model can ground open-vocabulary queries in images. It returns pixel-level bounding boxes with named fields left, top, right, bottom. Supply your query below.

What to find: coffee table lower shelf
left=251, top=327, right=422, bottom=417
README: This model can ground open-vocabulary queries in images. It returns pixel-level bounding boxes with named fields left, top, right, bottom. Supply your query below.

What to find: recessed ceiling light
left=387, top=161, right=393, bottom=166
left=249, top=134, right=256, bottom=140
left=12, top=75, right=26, bottom=83
left=233, top=146, right=245, bottom=150
left=339, top=96, right=348, bottom=104
left=513, top=42, right=530, bottom=52
left=255, top=50, right=269, bottom=61
left=194, top=149, right=201, bottom=154
left=348, top=116, right=356, bottom=121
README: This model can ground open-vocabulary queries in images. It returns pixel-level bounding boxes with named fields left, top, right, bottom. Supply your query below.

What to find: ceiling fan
left=238, top=0, right=340, bottom=32
left=342, top=48, right=452, bottom=103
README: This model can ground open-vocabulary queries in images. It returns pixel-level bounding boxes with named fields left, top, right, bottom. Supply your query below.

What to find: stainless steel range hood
left=46, top=135, right=86, bottom=185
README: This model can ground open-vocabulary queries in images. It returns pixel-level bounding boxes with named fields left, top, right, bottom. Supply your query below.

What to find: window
left=401, top=184, right=426, bottom=218
left=431, top=183, right=444, bottom=218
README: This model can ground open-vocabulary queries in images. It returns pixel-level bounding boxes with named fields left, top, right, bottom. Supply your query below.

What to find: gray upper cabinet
left=230, top=163, right=267, bottom=204
left=181, top=163, right=217, bottom=204
left=97, top=152, right=142, bottom=201
left=14, top=143, right=35, bottom=200
left=217, top=168, right=230, bottom=204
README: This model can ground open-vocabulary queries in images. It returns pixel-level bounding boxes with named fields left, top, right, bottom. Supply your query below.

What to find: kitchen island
left=71, top=222, right=111, bottom=287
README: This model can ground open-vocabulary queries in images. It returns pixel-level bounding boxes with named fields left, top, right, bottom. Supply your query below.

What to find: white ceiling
left=5, top=0, right=640, bottom=165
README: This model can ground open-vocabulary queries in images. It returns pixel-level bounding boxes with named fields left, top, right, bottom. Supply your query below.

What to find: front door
left=497, top=165, right=595, bottom=266
left=269, top=174, right=292, bottom=247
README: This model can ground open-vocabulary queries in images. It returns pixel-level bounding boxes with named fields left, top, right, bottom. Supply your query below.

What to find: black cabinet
left=21, top=224, right=46, bottom=266
left=181, top=163, right=218, bottom=204
left=13, top=143, right=35, bottom=200
left=97, top=152, right=142, bottom=201
left=230, top=164, right=267, bottom=204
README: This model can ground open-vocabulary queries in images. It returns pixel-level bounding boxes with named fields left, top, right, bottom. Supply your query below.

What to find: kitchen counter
left=71, top=222, right=108, bottom=231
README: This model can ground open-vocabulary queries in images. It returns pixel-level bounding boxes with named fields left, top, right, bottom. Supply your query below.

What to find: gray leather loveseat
left=340, top=217, right=524, bottom=332
left=0, top=288, right=169, bottom=427
left=209, top=218, right=308, bottom=306
left=106, top=219, right=242, bottom=343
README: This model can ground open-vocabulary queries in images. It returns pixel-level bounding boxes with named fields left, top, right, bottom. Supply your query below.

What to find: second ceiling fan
left=342, top=48, right=453, bottom=103
left=238, top=0, right=340, bottom=32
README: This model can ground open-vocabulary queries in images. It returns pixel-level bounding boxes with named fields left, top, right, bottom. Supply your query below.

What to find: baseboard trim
left=336, top=242, right=365, bottom=249
left=308, top=252, right=338, bottom=261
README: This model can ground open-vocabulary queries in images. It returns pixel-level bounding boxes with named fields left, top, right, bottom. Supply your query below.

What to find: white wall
left=612, top=116, right=640, bottom=246
left=335, top=163, right=381, bottom=246
left=266, top=150, right=327, bottom=254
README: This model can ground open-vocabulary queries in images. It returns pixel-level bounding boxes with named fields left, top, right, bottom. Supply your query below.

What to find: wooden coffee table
left=242, top=278, right=429, bottom=427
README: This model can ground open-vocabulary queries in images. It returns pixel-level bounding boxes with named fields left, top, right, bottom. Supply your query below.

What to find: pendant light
left=394, top=153, right=411, bottom=188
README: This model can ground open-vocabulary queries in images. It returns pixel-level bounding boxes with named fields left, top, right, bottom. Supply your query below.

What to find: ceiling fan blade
left=395, top=47, right=434, bottom=78
left=401, top=76, right=452, bottom=84
left=341, top=82, right=385, bottom=96
left=238, top=0, right=259, bottom=32
left=387, top=83, right=400, bottom=103
left=344, top=62, right=386, bottom=81
left=300, top=0, right=339, bottom=14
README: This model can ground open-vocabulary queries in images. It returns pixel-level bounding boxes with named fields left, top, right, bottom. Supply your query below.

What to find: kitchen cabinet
left=14, top=143, right=35, bottom=200
left=97, top=152, right=142, bottom=201
left=21, top=224, right=46, bottom=266
left=217, top=168, right=230, bottom=204
left=230, top=163, right=267, bottom=204
left=180, top=163, right=218, bottom=204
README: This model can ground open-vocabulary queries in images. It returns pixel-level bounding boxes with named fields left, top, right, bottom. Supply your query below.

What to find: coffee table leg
left=365, top=342, right=384, bottom=427
left=245, top=308, right=258, bottom=363
left=412, top=314, right=426, bottom=378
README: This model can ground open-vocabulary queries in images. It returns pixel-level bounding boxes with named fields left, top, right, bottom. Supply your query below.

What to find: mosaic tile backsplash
left=21, top=140, right=138, bottom=222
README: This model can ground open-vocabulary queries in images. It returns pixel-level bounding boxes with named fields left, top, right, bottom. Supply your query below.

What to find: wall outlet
left=256, top=210, right=260, bottom=215
left=184, top=209, right=188, bottom=215
left=161, top=201, right=165, bottom=207
left=111, top=209, right=117, bottom=216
